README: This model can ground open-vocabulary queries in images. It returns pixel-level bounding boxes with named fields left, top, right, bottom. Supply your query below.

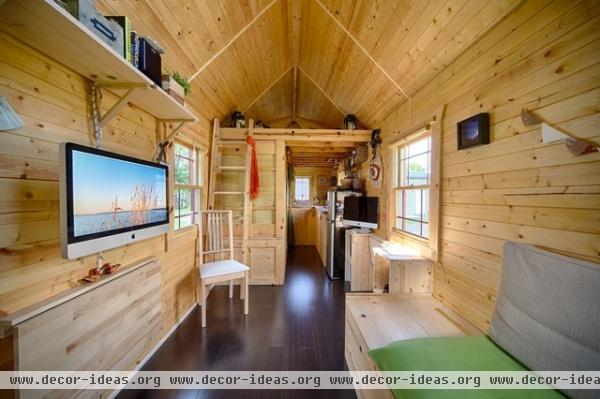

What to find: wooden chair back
left=198, top=210, right=234, bottom=263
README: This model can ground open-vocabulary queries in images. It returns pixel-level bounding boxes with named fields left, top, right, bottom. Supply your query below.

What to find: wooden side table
left=372, top=247, right=432, bottom=294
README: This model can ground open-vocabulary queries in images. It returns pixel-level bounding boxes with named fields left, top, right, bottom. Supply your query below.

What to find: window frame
left=391, top=130, right=433, bottom=242
left=173, top=140, right=204, bottom=231
left=294, top=176, right=311, bottom=205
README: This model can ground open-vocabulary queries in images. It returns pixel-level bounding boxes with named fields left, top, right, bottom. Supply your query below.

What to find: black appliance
left=343, top=196, right=379, bottom=229
left=326, top=190, right=362, bottom=280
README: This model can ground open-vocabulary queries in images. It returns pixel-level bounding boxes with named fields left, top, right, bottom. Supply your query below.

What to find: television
left=59, top=143, right=169, bottom=259
left=343, top=196, right=379, bottom=229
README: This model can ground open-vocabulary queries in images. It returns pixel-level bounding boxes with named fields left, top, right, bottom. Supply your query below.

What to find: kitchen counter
left=314, top=205, right=328, bottom=214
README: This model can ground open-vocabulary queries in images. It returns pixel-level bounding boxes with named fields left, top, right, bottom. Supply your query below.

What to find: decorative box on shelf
left=65, top=0, right=124, bottom=57
left=161, top=74, right=185, bottom=105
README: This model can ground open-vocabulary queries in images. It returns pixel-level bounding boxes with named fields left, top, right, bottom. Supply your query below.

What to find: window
left=294, top=176, right=310, bottom=204
left=393, top=133, right=431, bottom=238
left=174, top=142, right=204, bottom=230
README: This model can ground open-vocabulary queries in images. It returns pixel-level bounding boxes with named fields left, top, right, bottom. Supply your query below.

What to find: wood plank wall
left=368, top=0, right=600, bottom=331
left=0, top=31, right=208, bottom=371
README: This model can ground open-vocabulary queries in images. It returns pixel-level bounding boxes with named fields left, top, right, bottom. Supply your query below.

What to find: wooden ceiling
left=97, top=0, right=519, bottom=133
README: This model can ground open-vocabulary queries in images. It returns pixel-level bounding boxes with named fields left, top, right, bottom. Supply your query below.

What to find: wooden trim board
left=0, top=257, right=158, bottom=328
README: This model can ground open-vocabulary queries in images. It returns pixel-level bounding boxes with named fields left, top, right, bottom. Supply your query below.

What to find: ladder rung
left=215, top=166, right=245, bottom=170
left=213, top=191, right=244, bottom=195
left=217, top=141, right=246, bottom=146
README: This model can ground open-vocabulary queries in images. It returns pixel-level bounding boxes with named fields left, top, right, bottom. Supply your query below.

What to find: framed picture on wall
left=318, top=175, right=328, bottom=185
left=457, top=112, right=490, bottom=150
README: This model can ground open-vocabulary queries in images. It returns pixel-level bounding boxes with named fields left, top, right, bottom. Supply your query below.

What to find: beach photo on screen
left=71, top=150, right=167, bottom=237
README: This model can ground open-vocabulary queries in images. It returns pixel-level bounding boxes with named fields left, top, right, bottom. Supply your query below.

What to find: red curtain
left=246, top=136, right=259, bottom=199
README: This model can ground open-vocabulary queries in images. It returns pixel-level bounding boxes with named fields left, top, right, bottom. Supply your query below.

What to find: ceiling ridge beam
left=297, top=65, right=346, bottom=116
left=291, top=65, right=298, bottom=122
left=189, top=0, right=279, bottom=82
left=315, top=0, right=410, bottom=100
left=242, top=64, right=294, bottom=113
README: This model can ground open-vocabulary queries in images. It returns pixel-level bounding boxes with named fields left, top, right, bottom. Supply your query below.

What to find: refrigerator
left=326, top=190, right=362, bottom=279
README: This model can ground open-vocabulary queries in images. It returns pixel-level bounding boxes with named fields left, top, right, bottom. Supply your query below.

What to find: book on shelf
left=131, top=31, right=140, bottom=68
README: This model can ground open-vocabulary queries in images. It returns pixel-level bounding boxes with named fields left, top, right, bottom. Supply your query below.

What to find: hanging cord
left=370, top=129, right=381, bottom=161
left=157, top=141, right=169, bottom=164
left=91, top=83, right=103, bottom=149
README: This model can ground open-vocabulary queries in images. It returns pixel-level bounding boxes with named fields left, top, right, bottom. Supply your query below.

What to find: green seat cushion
left=368, top=335, right=564, bottom=399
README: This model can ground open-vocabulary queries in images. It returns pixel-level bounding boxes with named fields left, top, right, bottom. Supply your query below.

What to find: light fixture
left=0, top=96, right=23, bottom=131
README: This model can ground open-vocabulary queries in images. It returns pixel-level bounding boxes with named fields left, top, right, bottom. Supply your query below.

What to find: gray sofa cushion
left=490, top=241, right=600, bottom=399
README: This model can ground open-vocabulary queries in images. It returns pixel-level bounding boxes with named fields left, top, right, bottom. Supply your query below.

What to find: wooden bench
left=345, top=293, right=480, bottom=399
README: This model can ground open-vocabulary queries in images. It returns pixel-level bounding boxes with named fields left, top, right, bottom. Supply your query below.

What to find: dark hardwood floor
left=118, top=245, right=356, bottom=399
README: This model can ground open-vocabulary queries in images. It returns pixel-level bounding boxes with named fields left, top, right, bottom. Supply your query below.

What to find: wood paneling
left=297, top=0, right=405, bottom=127
left=186, top=1, right=292, bottom=130
left=96, top=0, right=274, bottom=133
left=246, top=239, right=286, bottom=285
left=15, top=259, right=161, bottom=399
left=296, top=68, right=345, bottom=129
left=0, top=29, right=203, bottom=375
left=95, top=0, right=519, bottom=130
left=245, top=68, right=294, bottom=126
left=371, top=0, right=600, bottom=331
left=243, top=66, right=346, bottom=129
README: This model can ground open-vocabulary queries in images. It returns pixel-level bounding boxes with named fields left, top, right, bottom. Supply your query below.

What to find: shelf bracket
left=99, top=87, right=135, bottom=127
left=90, top=82, right=147, bottom=148
left=154, top=120, right=187, bottom=163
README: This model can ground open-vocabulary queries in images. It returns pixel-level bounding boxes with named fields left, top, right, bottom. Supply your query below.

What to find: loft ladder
left=207, top=118, right=253, bottom=262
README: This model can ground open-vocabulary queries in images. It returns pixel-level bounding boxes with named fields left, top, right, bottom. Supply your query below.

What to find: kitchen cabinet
left=316, top=210, right=328, bottom=267
left=291, top=207, right=316, bottom=245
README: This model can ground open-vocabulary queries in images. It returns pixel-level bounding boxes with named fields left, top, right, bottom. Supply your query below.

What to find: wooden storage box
left=161, top=74, right=185, bottom=105
left=373, top=247, right=432, bottom=294
left=65, top=0, right=124, bottom=57
left=345, top=293, right=479, bottom=399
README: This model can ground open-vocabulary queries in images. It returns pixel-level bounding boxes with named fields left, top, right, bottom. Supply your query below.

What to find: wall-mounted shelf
left=0, top=0, right=197, bottom=122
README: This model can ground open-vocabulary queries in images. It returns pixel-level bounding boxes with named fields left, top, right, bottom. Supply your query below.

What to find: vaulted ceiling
left=96, top=0, right=519, bottom=133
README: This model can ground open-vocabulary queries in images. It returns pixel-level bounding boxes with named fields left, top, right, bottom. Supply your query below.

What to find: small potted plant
left=161, top=71, right=190, bottom=105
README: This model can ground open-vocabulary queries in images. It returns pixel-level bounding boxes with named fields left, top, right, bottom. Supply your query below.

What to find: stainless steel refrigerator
left=326, top=190, right=362, bottom=279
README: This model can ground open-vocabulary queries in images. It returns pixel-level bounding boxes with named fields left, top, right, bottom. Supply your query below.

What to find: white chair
left=197, top=210, right=249, bottom=328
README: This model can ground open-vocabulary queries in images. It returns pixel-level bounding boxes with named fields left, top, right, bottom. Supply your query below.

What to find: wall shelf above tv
left=0, top=0, right=197, bottom=122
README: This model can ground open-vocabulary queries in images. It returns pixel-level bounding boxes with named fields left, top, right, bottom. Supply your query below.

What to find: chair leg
left=229, top=280, right=233, bottom=299
left=240, top=277, right=245, bottom=300
left=243, top=271, right=249, bottom=315
left=201, top=281, right=207, bottom=328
